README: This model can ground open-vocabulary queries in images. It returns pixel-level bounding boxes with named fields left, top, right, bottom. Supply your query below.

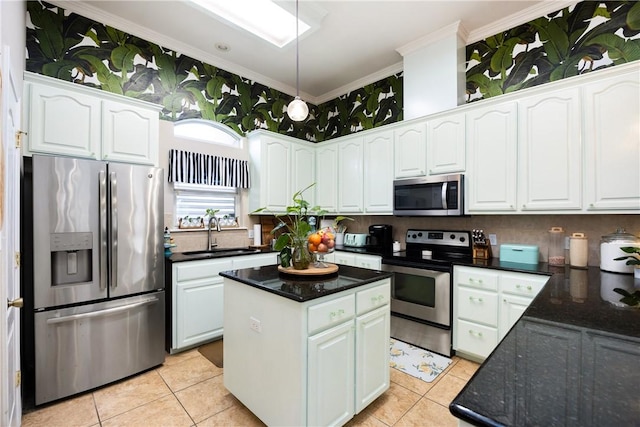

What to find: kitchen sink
left=182, top=247, right=261, bottom=257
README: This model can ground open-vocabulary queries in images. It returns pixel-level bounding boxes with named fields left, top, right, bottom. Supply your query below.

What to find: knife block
left=473, top=243, right=492, bottom=260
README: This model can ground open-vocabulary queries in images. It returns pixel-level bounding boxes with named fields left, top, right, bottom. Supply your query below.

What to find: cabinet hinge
left=15, top=130, right=26, bottom=148
left=14, top=252, right=20, bottom=267
left=15, top=371, right=21, bottom=387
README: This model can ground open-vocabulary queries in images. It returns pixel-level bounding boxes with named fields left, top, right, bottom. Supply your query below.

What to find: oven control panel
left=405, top=230, right=471, bottom=247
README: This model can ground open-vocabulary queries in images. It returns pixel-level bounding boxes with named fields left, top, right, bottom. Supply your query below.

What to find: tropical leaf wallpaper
left=466, top=1, right=640, bottom=102
left=25, top=1, right=639, bottom=141
left=24, top=0, right=401, bottom=142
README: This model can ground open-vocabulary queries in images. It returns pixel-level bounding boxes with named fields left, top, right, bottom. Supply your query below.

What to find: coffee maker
left=368, top=224, right=393, bottom=254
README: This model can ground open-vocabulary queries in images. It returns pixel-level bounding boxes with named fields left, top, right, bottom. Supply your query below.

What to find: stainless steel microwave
left=393, top=174, right=464, bottom=216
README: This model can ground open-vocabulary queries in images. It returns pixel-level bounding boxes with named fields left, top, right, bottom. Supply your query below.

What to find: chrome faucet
left=207, top=217, right=220, bottom=250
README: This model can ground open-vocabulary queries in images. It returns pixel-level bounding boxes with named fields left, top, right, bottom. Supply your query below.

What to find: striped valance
left=167, top=149, right=250, bottom=188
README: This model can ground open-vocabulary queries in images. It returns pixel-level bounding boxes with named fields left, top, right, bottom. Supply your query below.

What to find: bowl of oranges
left=308, top=227, right=336, bottom=268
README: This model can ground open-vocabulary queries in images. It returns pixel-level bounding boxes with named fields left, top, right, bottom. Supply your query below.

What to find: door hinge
left=15, top=371, right=21, bottom=387
left=15, top=130, right=26, bottom=148
left=14, top=252, right=20, bottom=267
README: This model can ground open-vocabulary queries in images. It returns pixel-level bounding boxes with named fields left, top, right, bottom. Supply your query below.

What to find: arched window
left=173, top=119, right=241, bottom=147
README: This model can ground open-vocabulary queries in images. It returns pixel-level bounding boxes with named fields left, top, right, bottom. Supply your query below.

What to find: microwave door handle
left=99, top=170, right=108, bottom=291
left=109, top=171, right=118, bottom=290
left=441, top=182, right=448, bottom=209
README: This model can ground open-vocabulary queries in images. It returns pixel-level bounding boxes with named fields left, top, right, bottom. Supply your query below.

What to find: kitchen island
left=450, top=266, right=640, bottom=426
left=220, top=264, right=393, bottom=427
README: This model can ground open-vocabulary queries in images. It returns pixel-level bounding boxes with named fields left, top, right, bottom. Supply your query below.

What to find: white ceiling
left=50, top=0, right=577, bottom=104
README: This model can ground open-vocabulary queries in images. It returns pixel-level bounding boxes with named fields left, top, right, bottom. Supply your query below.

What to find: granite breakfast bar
left=450, top=266, right=640, bottom=427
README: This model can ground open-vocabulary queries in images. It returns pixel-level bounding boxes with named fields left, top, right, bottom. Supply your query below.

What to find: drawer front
left=455, top=319, right=498, bottom=359
left=501, top=273, right=547, bottom=298
left=457, top=287, right=499, bottom=326
left=456, top=267, right=499, bottom=291
left=231, top=253, right=278, bottom=270
left=308, top=294, right=355, bottom=335
left=175, top=259, right=233, bottom=282
left=356, top=280, right=390, bottom=315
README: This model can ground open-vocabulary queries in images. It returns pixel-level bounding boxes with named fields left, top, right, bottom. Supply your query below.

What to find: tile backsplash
left=345, top=214, right=640, bottom=267
left=166, top=213, right=640, bottom=267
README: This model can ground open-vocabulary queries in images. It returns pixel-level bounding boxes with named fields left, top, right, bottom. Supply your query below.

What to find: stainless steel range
left=381, top=229, right=472, bottom=357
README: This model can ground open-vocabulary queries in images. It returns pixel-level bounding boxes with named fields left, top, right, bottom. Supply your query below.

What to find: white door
left=1, top=46, right=22, bottom=427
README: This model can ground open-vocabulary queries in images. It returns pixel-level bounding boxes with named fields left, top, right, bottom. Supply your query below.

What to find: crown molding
left=396, top=21, right=467, bottom=57
left=46, top=0, right=309, bottom=100
left=314, top=61, right=404, bottom=105
left=466, top=0, right=579, bottom=44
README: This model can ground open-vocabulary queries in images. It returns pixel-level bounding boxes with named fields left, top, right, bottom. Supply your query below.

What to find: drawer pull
left=468, top=330, right=483, bottom=337
left=468, top=278, right=484, bottom=284
left=330, top=309, right=346, bottom=319
left=371, top=295, right=385, bottom=304
left=515, top=284, right=533, bottom=291
left=469, top=296, right=484, bottom=303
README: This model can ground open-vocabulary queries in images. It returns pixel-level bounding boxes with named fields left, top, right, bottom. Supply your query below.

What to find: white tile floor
left=22, top=349, right=479, bottom=426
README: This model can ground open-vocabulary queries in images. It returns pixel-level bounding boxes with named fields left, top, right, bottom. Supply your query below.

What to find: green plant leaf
left=110, top=44, right=141, bottom=73
left=627, top=1, right=640, bottom=30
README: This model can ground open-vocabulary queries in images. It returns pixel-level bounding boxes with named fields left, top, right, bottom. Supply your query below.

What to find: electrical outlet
left=489, top=234, right=497, bottom=246
left=248, top=229, right=254, bottom=239
left=565, top=236, right=570, bottom=250
left=249, top=316, right=262, bottom=333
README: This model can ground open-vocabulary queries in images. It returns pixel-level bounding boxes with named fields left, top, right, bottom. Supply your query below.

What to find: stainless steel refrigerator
left=29, top=154, right=165, bottom=405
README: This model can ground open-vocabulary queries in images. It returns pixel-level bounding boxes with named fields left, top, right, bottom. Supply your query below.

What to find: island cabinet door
left=307, top=321, right=355, bottom=427
left=355, top=305, right=390, bottom=413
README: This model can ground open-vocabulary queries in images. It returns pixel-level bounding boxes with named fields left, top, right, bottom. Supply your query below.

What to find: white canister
left=569, top=232, right=588, bottom=268
left=600, top=228, right=640, bottom=274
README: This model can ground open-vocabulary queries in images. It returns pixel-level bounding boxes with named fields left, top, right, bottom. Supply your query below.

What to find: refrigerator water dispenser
left=50, top=232, right=93, bottom=285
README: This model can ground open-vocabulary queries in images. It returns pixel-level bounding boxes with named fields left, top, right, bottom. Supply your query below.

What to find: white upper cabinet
left=24, top=72, right=160, bottom=165
left=248, top=130, right=317, bottom=213
left=102, top=100, right=159, bottom=165
left=517, top=87, right=582, bottom=211
left=315, top=141, right=339, bottom=213
left=364, top=130, right=394, bottom=213
left=292, top=142, right=316, bottom=206
left=583, top=67, right=640, bottom=211
left=466, top=102, right=518, bottom=212
left=338, top=135, right=364, bottom=212
left=394, top=121, right=427, bottom=178
left=427, top=112, right=466, bottom=175
left=27, top=81, right=101, bottom=159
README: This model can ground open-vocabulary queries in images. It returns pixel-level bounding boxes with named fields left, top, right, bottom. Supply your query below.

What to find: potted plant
left=614, top=246, right=640, bottom=279
left=253, top=183, right=327, bottom=269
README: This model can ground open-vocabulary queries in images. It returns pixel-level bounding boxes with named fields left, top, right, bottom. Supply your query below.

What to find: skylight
left=189, top=0, right=310, bottom=47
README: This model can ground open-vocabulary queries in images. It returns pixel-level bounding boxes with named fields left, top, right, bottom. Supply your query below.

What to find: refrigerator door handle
left=99, top=170, right=108, bottom=291
left=45, top=297, right=159, bottom=324
left=110, top=171, right=118, bottom=289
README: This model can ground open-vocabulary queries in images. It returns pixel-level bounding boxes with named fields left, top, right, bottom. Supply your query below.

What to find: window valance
left=167, top=149, right=250, bottom=188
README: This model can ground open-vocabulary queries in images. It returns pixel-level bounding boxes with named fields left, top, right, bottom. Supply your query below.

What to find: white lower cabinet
left=453, top=266, right=548, bottom=361
left=355, top=304, right=390, bottom=412
left=170, top=253, right=277, bottom=352
left=330, top=251, right=382, bottom=270
left=224, top=277, right=390, bottom=426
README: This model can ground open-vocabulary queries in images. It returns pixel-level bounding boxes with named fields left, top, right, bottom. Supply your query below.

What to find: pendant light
left=286, top=0, right=309, bottom=122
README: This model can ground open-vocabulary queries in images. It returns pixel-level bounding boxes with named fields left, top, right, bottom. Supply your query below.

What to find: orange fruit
left=308, top=243, right=317, bottom=252
left=308, top=233, right=322, bottom=246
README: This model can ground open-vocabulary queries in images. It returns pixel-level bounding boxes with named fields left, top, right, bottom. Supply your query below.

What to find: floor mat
left=198, top=339, right=223, bottom=368
left=389, top=338, right=452, bottom=383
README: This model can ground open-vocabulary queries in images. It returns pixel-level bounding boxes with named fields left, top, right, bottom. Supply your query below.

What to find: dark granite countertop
left=450, top=266, right=640, bottom=426
left=219, top=264, right=393, bottom=302
left=167, top=247, right=277, bottom=263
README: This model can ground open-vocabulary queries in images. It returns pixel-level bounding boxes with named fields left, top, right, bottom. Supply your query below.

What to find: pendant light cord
left=295, top=0, right=300, bottom=97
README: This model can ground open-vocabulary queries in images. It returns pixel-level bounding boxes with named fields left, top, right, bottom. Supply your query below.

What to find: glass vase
left=291, top=237, right=311, bottom=270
